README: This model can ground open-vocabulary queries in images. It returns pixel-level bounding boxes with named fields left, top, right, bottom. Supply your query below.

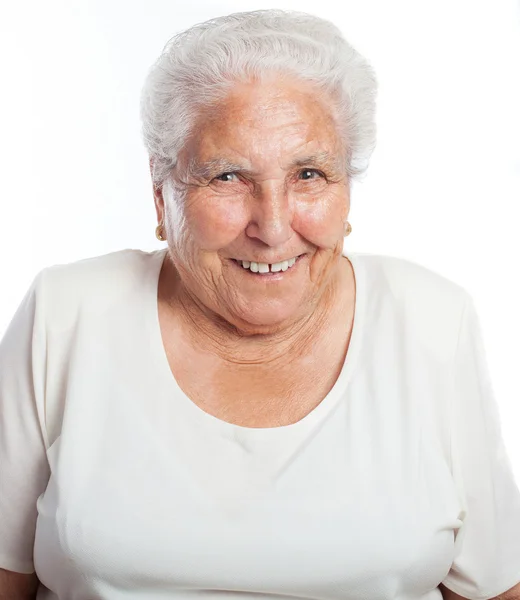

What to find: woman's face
left=155, top=76, right=350, bottom=334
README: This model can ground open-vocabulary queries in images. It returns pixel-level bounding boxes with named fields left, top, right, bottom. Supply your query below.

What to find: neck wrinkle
left=160, top=252, right=351, bottom=368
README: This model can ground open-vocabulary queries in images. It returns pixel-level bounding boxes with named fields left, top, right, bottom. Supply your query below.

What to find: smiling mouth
left=231, top=254, right=305, bottom=274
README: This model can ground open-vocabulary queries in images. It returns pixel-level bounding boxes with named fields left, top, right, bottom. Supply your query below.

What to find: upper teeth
left=238, top=257, right=298, bottom=273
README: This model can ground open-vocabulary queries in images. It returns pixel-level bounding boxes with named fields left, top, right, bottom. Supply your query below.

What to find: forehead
left=182, top=77, right=343, bottom=166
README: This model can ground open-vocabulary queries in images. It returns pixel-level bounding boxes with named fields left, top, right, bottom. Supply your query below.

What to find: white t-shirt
left=1, top=246, right=520, bottom=600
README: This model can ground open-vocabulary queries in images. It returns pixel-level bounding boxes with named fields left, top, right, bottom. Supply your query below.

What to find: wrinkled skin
left=152, top=74, right=352, bottom=345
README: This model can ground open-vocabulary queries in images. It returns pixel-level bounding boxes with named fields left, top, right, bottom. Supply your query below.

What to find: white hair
left=140, top=9, right=378, bottom=189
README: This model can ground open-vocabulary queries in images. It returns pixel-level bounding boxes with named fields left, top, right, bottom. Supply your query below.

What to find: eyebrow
left=185, top=151, right=343, bottom=181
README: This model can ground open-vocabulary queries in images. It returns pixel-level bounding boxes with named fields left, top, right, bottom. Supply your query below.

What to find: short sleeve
left=0, top=271, right=50, bottom=574
left=441, top=293, right=520, bottom=599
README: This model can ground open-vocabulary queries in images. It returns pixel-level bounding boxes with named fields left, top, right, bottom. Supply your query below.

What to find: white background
left=1, top=0, right=519, bottom=477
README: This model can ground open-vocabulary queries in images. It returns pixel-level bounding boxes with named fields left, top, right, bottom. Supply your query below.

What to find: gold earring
left=155, top=222, right=166, bottom=242
left=344, top=221, right=352, bottom=237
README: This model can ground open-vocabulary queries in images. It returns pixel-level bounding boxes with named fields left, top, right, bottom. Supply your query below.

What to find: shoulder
left=353, top=251, right=470, bottom=304
left=40, top=247, right=160, bottom=287
left=353, top=251, right=470, bottom=360
left=33, top=247, right=165, bottom=329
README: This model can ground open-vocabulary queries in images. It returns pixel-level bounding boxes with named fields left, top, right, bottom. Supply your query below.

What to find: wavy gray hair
left=140, top=9, right=378, bottom=189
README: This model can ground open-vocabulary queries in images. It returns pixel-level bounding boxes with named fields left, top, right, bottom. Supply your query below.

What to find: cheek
left=183, top=194, right=249, bottom=250
left=293, top=193, right=346, bottom=246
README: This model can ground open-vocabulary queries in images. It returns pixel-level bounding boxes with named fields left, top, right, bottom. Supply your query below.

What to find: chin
left=229, top=300, right=303, bottom=333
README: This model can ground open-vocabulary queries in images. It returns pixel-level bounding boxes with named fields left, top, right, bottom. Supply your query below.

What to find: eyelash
left=299, top=169, right=326, bottom=181
left=213, top=168, right=326, bottom=182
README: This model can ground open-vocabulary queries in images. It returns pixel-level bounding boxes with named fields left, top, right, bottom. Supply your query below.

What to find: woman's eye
left=299, top=169, right=325, bottom=180
left=212, top=169, right=325, bottom=184
left=214, top=172, right=239, bottom=183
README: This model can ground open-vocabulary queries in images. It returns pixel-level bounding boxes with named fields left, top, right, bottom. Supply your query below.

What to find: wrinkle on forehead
left=174, top=77, right=347, bottom=184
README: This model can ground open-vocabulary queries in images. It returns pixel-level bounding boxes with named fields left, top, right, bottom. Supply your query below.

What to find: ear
left=343, top=185, right=351, bottom=220
left=149, top=157, right=165, bottom=223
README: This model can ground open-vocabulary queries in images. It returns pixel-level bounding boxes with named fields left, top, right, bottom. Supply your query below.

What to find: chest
left=34, top=318, right=461, bottom=599
left=158, top=310, right=356, bottom=429
left=35, top=377, right=460, bottom=600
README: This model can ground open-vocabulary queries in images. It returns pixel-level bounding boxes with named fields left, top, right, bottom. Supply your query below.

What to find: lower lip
left=230, top=254, right=305, bottom=280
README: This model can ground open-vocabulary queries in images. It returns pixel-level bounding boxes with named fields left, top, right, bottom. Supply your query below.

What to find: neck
left=160, top=255, right=351, bottom=368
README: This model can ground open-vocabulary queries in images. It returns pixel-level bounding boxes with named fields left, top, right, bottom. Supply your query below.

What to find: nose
left=245, top=182, right=293, bottom=247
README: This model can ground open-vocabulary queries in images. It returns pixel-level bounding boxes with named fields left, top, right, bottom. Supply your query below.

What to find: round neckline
left=145, top=246, right=366, bottom=437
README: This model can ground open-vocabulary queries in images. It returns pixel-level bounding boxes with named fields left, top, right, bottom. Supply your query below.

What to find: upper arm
left=439, top=293, right=520, bottom=598
left=0, top=568, right=39, bottom=600
left=440, top=581, right=520, bottom=600
left=0, top=272, right=50, bottom=573
left=439, top=583, right=467, bottom=600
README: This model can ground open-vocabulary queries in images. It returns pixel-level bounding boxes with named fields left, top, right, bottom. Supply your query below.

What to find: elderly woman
left=1, top=8, right=520, bottom=600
